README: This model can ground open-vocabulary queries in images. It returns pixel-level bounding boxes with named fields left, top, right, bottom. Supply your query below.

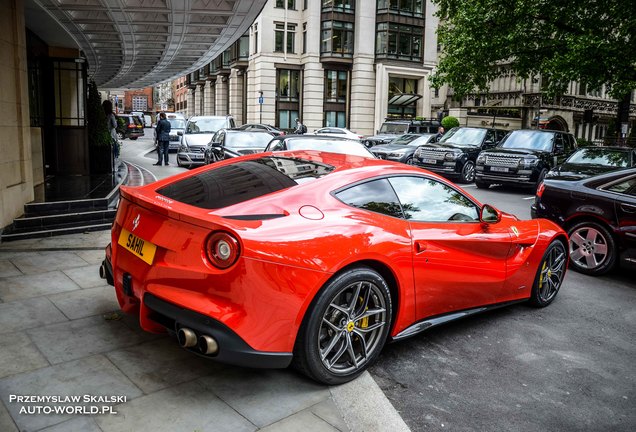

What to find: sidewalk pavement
left=0, top=231, right=410, bottom=432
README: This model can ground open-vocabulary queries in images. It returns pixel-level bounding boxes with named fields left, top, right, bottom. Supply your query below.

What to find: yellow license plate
left=118, top=228, right=157, bottom=265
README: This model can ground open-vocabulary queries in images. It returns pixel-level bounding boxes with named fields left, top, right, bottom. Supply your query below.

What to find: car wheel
left=460, top=161, right=476, bottom=183
left=117, top=131, right=124, bottom=140
left=567, top=221, right=616, bottom=275
left=293, top=267, right=392, bottom=385
left=405, top=155, right=415, bottom=165
left=528, top=239, right=567, bottom=307
left=475, top=180, right=490, bottom=189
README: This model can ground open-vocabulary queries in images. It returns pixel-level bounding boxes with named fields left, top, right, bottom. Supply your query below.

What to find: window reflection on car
left=499, top=130, right=554, bottom=151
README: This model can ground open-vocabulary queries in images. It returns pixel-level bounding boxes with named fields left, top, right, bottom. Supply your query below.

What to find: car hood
left=419, top=143, right=474, bottom=152
left=546, top=163, right=622, bottom=181
left=183, top=133, right=214, bottom=148
left=226, top=146, right=267, bottom=156
left=371, top=144, right=414, bottom=152
left=482, top=148, right=546, bottom=157
left=366, top=134, right=399, bottom=141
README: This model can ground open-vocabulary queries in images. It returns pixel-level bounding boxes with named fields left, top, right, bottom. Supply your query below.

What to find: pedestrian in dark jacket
left=154, top=113, right=171, bottom=166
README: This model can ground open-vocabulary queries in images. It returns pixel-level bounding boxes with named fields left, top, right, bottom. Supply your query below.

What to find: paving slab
left=0, top=260, right=21, bottom=278
left=96, top=380, right=256, bottom=432
left=0, top=332, right=49, bottom=379
left=47, top=286, right=120, bottom=320
left=258, top=408, right=340, bottom=432
left=0, top=399, right=17, bottom=432
left=27, top=315, right=157, bottom=364
left=309, top=398, right=350, bottom=432
left=199, top=368, right=329, bottom=428
left=0, top=271, right=80, bottom=302
left=0, top=355, right=142, bottom=431
left=62, top=264, right=106, bottom=289
left=39, top=416, right=102, bottom=432
left=106, top=337, right=223, bottom=394
left=0, top=297, right=68, bottom=334
left=8, top=251, right=90, bottom=274
left=75, top=249, right=106, bottom=265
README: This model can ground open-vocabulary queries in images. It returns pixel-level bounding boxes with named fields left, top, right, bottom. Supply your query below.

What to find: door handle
left=620, top=203, right=636, bottom=213
left=570, top=192, right=587, bottom=200
left=414, top=241, right=427, bottom=253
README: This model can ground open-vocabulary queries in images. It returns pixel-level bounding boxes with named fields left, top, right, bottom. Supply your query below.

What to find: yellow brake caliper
left=358, top=296, right=369, bottom=329
left=539, top=261, right=547, bottom=286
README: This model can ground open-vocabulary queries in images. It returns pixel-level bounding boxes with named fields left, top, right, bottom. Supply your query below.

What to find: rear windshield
left=157, top=157, right=335, bottom=209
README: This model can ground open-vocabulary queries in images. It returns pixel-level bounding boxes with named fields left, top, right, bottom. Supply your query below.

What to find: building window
left=325, top=70, right=348, bottom=103
left=275, top=23, right=296, bottom=53
left=278, top=69, right=300, bottom=101
left=53, top=59, right=86, bottom=126
left=321, top=21, right=354, bottom=57
left=275, top=0, right=284, bottom=7
left=325, top=111, right=346, bottom=127
left=132, top=95, right=148, bottom=112
left=322, top=0, right=355, bottom=13
left=377, top=0, right=424, bottom=17
left=387, top=77, right=418, bottom=118
left=302, top=23, right=307, bottom=54
left=279, top=110, right=300, bottom=129
left=376, top=23, right=423, bottom=62
left=288, top=0, right=296, bottom=9
left=276, top=0, right=296, bottom=9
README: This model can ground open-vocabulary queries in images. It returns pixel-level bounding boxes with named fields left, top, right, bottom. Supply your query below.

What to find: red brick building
left=123, top=87, right=154, bottom=113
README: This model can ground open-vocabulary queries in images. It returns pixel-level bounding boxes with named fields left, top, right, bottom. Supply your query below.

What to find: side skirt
left=392, top=299, right=527, bottom=342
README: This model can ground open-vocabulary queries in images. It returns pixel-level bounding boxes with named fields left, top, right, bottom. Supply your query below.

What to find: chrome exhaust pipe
left=177, top=327, right=197, bottom=348
left=99, top=264, right=106, bottom=279
left=198, top=335, right=218, bottom=355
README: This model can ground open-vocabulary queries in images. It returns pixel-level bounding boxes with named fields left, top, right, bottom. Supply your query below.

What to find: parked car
left=313, top=127, right=364, bottom=140
left=475, top=129, right=577, bottom=189
left=204, top=130, right=273, bottom=164
left=103, top=151, right=567, bottom=385
left=370, top=133, right=437, bottom=164
left=363, top=118, right=441, bottom=147
left=264, top=135, right=376, bottom=158
left=412, top=127, right=507, bottom=183
left=116, top=114, right=144, bottom=140
left=532, top=168, right=636, bottom=275
left=545, top=146, right=636, bottom=181
left=236, top=123, right=285, bottom=136
left=177, top=115, right=235, bottom=168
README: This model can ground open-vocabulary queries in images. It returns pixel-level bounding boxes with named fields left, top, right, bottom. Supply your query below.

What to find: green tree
left=430, top=0, right=635, bottom=132
left=86, top=80, right=113, bottom=173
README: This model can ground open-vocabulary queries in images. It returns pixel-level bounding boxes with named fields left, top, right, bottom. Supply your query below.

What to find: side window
left=554, top=134, right=564, bottom=153
left=228, top=118, right=236, bottom=128
left=388, top=176, right=479, bottom=222
left=270, top=142, right=285, bottom=151
left=408, top=125, right=418, bottom=133
left=605, top=176, right=636, bottom=196
left=335, top=179, right=403, bottom=218
left=485, top=130, right=495, bottom=144
left=496, top=130, right=507, bottom=142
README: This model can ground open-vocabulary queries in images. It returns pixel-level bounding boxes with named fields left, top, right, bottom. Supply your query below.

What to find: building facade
left=183, top=0, right=440, bottom=135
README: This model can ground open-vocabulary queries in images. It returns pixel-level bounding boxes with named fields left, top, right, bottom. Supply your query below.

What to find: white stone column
left=215, top=77, right=229, bottom=115
left=228, top=70, right=244, bottom=125
left=204, top=80, right=215, bottom=115
left=187, top=89, right=195, bottom=118
left=302, top=59, right=323, bottom=132
left=349, top=3, right=377, bottom=136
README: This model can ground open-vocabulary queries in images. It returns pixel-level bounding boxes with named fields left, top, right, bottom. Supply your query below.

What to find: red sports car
left=101, top=151, right=568, bottom=384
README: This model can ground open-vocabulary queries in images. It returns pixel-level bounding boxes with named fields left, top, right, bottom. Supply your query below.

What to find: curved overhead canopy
left=29, top=0, right=266, bottom=89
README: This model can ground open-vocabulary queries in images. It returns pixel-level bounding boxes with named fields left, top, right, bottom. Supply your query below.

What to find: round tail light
left=205, top=231, right=240, bottom=269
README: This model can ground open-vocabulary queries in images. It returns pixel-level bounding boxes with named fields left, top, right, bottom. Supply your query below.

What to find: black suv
left=412, top=127, right=507, bottom=183
left=116, top=114, right=145, bottom=140
left=475, top=129, right=577, bottom=189
left=364, top=118, right=441, bottom=147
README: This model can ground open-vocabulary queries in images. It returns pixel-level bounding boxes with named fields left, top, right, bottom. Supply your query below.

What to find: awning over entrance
left=26, top=0, right=266, bottom=89
left=388, top=93, right=422, bottom=106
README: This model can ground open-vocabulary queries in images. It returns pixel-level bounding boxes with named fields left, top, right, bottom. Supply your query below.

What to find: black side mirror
left=480, top=204, right=501, bottom=224
left=177, top=131, right=183, bottom=136
left=211, top=141, right=223, bottom=148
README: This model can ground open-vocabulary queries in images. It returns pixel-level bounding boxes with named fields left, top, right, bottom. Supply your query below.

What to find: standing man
left=435, top=126, right=445, bottom=142
left=294, top=118, right=307, bottom=135
left=154, top=112, right=171, bottom=166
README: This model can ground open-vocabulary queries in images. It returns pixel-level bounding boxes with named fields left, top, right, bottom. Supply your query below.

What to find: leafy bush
left=441, top=116, right=460, bottom=129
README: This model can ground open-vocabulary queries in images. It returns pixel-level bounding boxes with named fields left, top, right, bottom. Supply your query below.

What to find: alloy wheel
left=569, top=226, right=608, bottom=271
left=462, top=161, right=476, bottom=183
left=318, top=280, right=387, bottom=375
left=537, top=243, right=566, bottom=303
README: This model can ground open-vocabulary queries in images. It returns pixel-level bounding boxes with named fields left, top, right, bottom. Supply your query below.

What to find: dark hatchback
left=413, top=127, right=507, bottom=183
left=116, top=114, right=145, bottom=140
left=545, top=146, right=636, bottom=181
left=476, top=129, right=577, bottom=189
left=532, top=168, right=636, bottom=275
left=204, top=129, right=273, bottom=164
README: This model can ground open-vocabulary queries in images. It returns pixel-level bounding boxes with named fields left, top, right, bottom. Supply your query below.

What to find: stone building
left=184, top=0, right=440, bottom=135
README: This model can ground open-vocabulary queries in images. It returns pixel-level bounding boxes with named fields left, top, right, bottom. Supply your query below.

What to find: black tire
left=293, top=267, right=392, bottom=385
left=528, top=239, right=567, bottom=307
left=535, top=169, right=547, bottom=191
left=130, top=137, right=138, bottom=140
left=117, top=131, right=124, bottom=140
left=460, top=161, right=476, bottom=183
left=405, top=155, right=414, bottom=165
left=567, top=221, right=616, bottom=275
left=475, top=179, right=490, bottom=189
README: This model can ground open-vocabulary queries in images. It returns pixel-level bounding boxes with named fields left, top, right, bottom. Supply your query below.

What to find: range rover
left=475, top=129, right=577, bottom=189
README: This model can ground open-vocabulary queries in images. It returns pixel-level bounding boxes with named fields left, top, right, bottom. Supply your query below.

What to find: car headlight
left=520, top=156, right=539, bottom=168
left=388, top=150, right=407, bottom=157
left=476, top=153, right=486, bottom=164
left=444, top=150, right=462, bottom=161
left=179, top=141, right=190, bottom=152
